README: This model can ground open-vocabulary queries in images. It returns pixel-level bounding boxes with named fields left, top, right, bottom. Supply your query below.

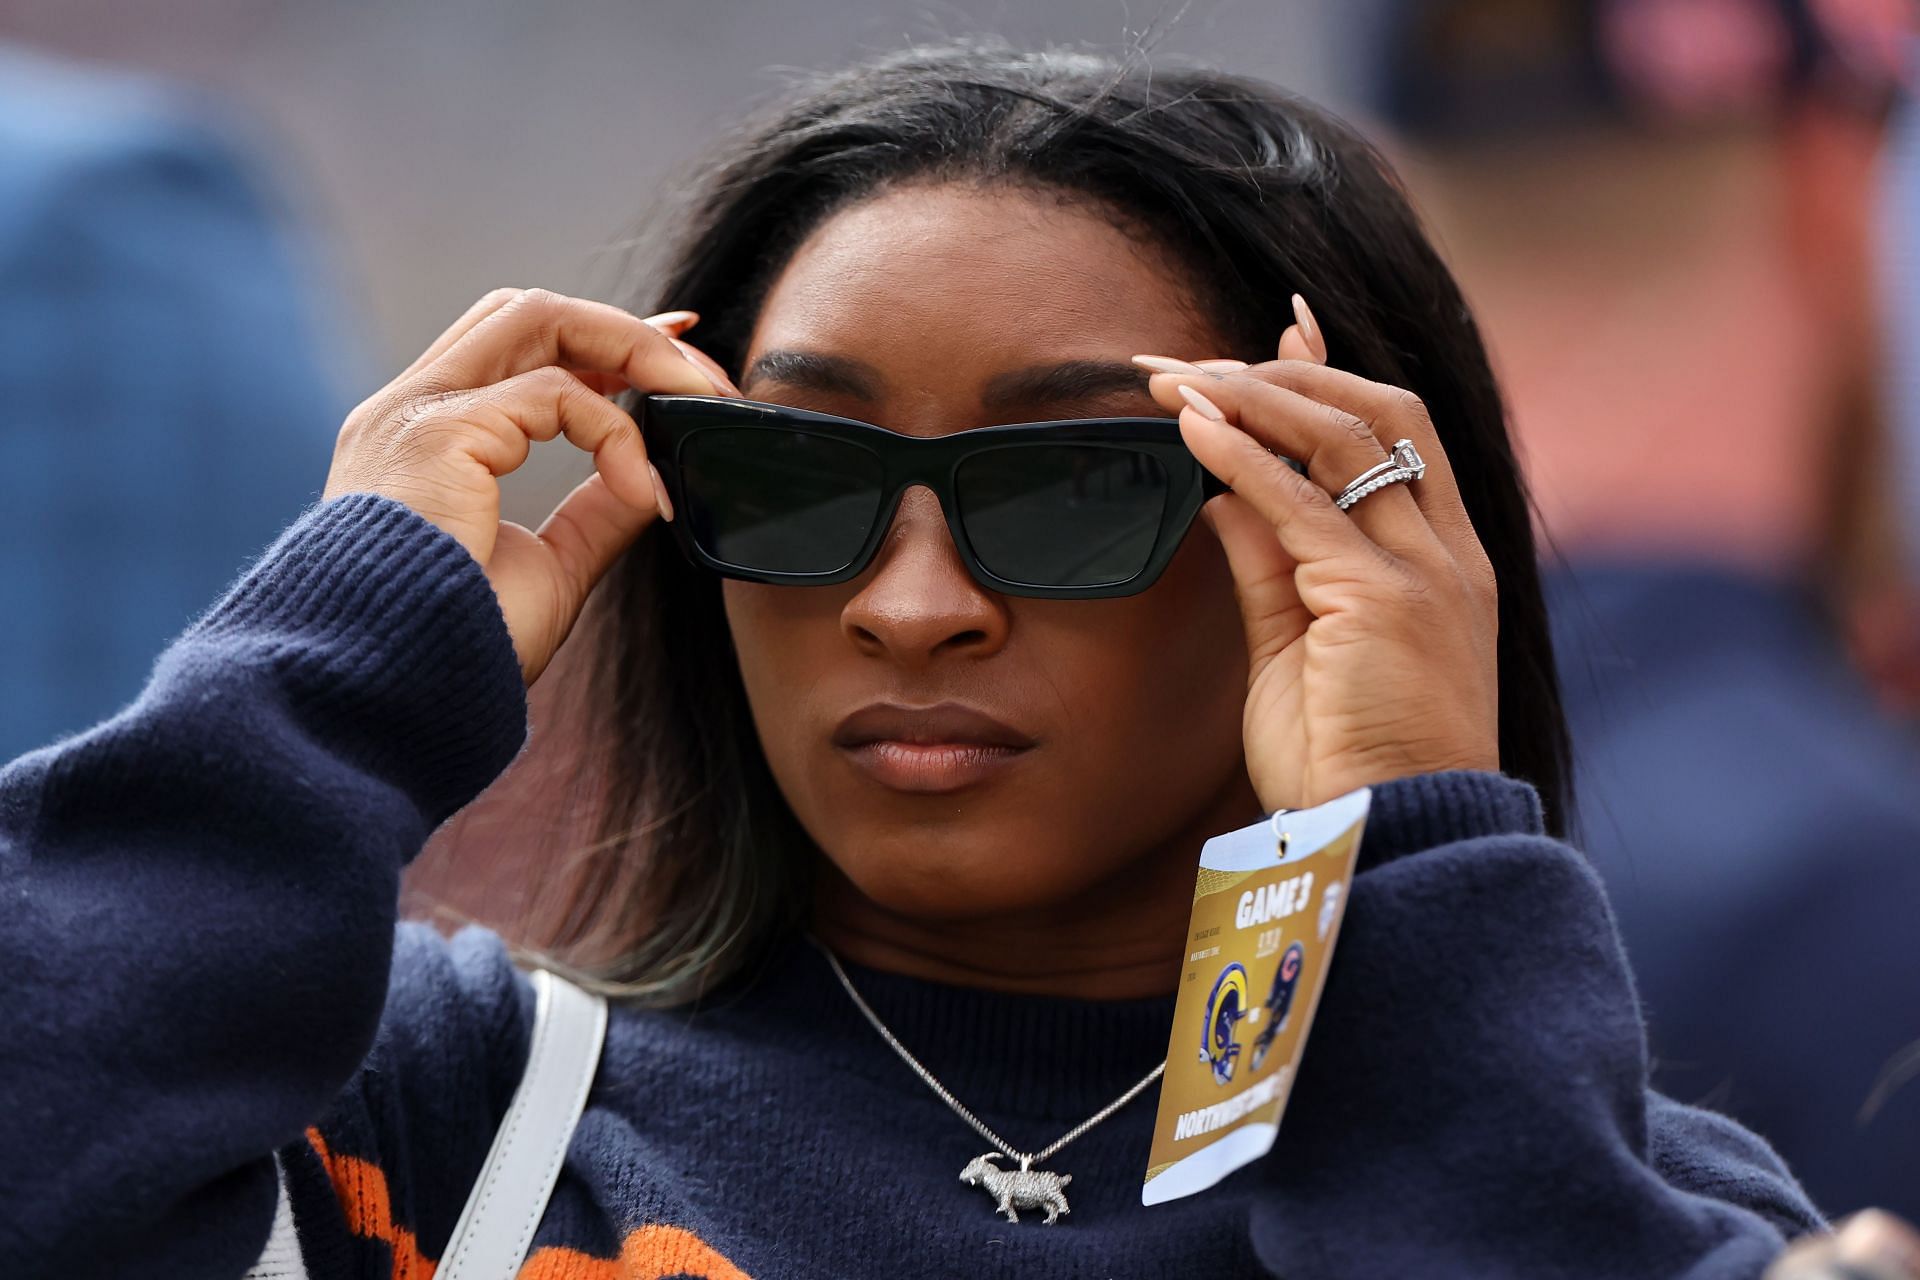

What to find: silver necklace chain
left=816, top=939, right=1167, bottom=1172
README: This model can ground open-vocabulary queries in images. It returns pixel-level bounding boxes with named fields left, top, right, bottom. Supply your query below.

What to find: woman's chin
left=821, top=832, right=1115, bottom=924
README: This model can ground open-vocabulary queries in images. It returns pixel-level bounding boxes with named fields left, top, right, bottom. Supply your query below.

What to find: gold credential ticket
left=1142, top=786, right=1371, bottom=1205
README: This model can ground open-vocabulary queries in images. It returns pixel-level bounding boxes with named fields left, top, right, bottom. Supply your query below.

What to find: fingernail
left=645, top=309, right=699, bottom=331
left=1177, top=384, right=1227, bottom=421
left=1291, top=293, right=1324, bottom=360
left=1131, top=354, right=1211, bottom=376
left=648, top=462, right=675, bottom=522
left=1194, top=359, right=1250, bottom=372
left=672, top=343, right=734, bottom=397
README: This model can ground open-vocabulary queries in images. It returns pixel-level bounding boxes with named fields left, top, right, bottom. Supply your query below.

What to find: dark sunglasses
left=638, top=394, right=1305, bottom=599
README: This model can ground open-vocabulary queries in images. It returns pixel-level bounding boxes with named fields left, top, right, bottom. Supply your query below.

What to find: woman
left=0, top=41, right=1822, bottom=1279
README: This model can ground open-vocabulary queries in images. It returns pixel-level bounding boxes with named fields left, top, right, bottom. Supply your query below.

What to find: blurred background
left=1, top=0, right=1914, bottom=1229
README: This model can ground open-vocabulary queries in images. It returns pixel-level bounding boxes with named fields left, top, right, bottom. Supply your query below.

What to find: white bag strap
left=437, top=967, right=609, bottom=1280
left=242, top=1152, right=311, bottom=1280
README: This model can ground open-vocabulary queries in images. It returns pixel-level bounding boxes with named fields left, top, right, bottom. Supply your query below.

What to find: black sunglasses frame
left=639, top=393, right=1293, bottom=599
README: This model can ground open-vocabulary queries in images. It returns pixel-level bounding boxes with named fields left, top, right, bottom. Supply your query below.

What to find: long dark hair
left=502, top=39, right=1573, bottom=1004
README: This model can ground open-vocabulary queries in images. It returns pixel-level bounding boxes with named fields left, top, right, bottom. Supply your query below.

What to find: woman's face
left=725, top=183, right=1262, bottom=925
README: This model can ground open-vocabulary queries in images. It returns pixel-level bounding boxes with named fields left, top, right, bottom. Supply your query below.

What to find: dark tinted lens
left=680, top=427, right=884, bottom=574
left=955, top=445, right=1169, bottom=586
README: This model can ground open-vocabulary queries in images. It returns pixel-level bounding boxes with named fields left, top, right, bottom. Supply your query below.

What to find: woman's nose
left=839, top=486, right=1010, bottom=666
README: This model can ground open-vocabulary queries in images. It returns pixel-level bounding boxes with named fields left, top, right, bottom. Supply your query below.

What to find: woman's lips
left=831, top=701, right=1037, bottom=794
left=837, top=739, right=1032, bottom=793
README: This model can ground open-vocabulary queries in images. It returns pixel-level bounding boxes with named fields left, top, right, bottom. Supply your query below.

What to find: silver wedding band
left=1334, top=438, right=1426, bottom=511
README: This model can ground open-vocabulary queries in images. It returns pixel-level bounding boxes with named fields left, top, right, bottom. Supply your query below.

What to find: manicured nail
left=1131, top=354, right=1210, bottom=376
left=1291, top=293, right=1324, bottom=361
left=644, top=309, right=699, bottom=331
left=670, top=341, right=734, bottom=397
left=1177, top=384, right=1227, bottom=421
left=1194, top=359, right=1250, bottom=372
left=648, top=462, right=675, bottom=522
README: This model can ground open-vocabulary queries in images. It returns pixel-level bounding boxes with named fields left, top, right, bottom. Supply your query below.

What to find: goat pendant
left=958, top=1153, right=1073, bottom=1225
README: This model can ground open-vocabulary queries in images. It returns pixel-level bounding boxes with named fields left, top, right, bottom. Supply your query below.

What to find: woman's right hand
left=322, top=288, right=738, bottom=687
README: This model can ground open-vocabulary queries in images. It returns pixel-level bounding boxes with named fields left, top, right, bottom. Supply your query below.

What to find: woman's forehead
left=742, top=183, right=1226, bottom=386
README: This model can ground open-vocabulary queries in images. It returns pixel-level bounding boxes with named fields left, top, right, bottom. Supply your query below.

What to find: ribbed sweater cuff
left=186, top=491, right=530, bottom=828
left=1353, top=768, right=1546, bottom=872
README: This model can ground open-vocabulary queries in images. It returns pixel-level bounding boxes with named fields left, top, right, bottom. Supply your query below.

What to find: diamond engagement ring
left=1333, top=438, right=1426, bottom=511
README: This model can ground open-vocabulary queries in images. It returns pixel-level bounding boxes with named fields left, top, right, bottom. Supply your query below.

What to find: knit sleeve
left=0, top=492, right=532, bottom=1280
left=1244, top=769, right=1823, bottom=1279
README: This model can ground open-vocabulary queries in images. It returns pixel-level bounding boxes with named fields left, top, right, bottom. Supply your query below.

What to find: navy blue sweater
left=0, top=492, right=1823, bottom=1279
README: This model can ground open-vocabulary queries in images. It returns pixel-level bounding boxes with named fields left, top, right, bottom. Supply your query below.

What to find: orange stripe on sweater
left=303, top=1127, right=752, bottom=1279
left=304, top=1126, right=437, bottom=1279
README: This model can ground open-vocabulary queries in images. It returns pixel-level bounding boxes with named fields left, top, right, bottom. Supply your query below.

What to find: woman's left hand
left=1136, top=326, right=1501, bottom=813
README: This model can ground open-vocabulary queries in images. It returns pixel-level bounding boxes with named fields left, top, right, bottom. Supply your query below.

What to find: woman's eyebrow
left=980, top=360, right=1155, bottom=411
left=739, top=350, right=882, bottom=398
left=739, top=352, right=1156, bottom=409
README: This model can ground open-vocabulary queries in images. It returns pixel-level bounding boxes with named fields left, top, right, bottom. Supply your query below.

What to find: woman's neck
left=809, top=770, right=1264, bottom=1000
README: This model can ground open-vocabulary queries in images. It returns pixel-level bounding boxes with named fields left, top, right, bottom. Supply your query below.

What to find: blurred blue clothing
left=0, top=45, right=353, bottom=759
left=1549, top=560, right=1920, bottom=1220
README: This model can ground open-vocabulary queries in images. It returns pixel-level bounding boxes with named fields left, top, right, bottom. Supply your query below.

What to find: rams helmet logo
left=1199, top=962, right=1250, bottom=1085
